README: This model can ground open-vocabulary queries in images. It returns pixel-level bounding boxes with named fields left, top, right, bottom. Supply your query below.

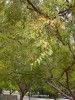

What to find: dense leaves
left=0, top=0, right=75, bottom=100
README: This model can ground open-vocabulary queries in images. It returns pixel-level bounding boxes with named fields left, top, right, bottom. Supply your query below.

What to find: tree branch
left=55, top=27, right=66, bottom=45
left=65, top=70, right=75, bottom=98
left=26, top=0, right=52, bottom=19
left=67, top=43, right=75, bottom=60
left=46, top=81, right=73, bottom=100
left=27, top=0, right=42, bottom=14
left=8, top=36, right=22, bottom=45
left=42, top=59, right=53, bottom=78
left=57, top=81, right=68, bottom=90
left=26, top=0, right=75, bottom=20
left=57, top=61, right=75, bottom=81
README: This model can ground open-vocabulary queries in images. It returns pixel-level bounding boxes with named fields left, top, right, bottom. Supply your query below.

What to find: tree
left=10, top=68, right=33, bottom=100
left=24, top=0, right=75, bottom=100
left=0, top=61, right=17, bottom=94
left=0, top=0, right=75, bottom=100
left=31, top=66, right=58, bottom=99
left=0, top=33, right=34, bottom=100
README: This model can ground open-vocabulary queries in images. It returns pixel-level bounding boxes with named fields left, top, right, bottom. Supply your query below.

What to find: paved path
left=18, top=96, right=69, bottom=100
left=18, top=96, right=54, bottom=100
left=3, top=91, right=69, bottom=100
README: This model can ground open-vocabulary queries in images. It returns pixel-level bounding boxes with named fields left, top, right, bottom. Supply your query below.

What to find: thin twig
left=8, top=36, right=22, bottom=45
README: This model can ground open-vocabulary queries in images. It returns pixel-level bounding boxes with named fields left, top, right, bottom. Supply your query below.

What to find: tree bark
left=0, top=89, right=2, bottom=94
left=19, top=91, right=25, bottom=100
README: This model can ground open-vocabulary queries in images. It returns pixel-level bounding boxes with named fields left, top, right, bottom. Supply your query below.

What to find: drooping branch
left=46, top=81, right=73, bottom=100
left=57, top=79, right=75, bottom=99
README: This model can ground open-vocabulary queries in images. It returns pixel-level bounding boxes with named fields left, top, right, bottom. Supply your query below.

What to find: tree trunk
left=0, top=89, right=2, bottom=94
left=19, top=92, right=25, bottom=100
left=10, top=90, right=12, bottom=95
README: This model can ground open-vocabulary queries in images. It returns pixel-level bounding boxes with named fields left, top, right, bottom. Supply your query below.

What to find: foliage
left=0, top=0, right=75, bottom=100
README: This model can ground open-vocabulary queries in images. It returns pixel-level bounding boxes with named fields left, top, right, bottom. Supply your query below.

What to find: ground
left=18, top=96, right=69, bottom=100
left=3, top=91, right=69, bottom=100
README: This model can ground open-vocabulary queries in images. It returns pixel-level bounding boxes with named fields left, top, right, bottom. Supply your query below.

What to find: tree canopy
left=0, top=0, right=75, bottom=100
